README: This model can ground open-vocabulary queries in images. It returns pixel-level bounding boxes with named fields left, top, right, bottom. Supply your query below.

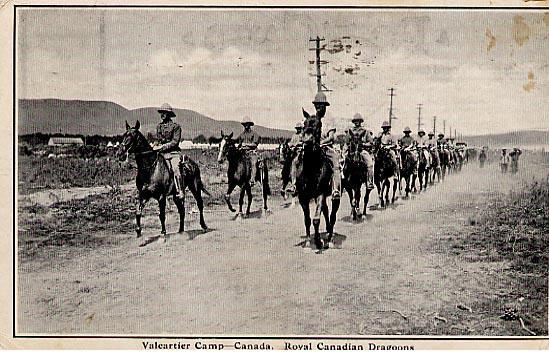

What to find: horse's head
left=217, top=130, right=234, bottom=163
left=118, top=120, right=146, bottom=161
left=301, top=109, right=320, bottom=148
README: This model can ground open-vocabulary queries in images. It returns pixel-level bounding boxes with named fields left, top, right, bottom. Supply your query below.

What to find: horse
left=438, top=148, right=450, bottom=180
left=429, top=147, right=441, bottom=184
left=295, top=109, right=340, bottom=250
left=417, top=147, right=431, bottom=191
left=117, top=120, right=208, bottom=239
left=374, top=144, right=399, bottom=207
left=342, top=135, right=371, bottom=220
left=217, top=131, right=270, bottom=217
left=399, top=147, right=418, bottom=197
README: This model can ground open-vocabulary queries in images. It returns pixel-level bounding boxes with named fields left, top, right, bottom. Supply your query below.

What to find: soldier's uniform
left=500, top=149, right=510, bottom=173
left=320, top=125, right=342, bottom=198
left=236, top=117, right=260, bottom=182
left=343, top=113, right=375, bottom=190
left=155, top=103, right=184, bottom=198
left=288, top=123, right=303, bottom=148
left=416, top=130, right=431, bottom=169
left=427, top=133, right=440, bottom=167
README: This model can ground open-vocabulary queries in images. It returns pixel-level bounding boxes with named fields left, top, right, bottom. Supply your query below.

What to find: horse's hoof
left=200, top=224, right=208, bottom=230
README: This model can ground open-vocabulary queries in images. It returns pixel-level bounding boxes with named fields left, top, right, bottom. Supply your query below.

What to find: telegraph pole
left=433, top=116, right=437, bottom=135
left=443, top=120, right=446, bottom=135
left=417, top=104, right=423, bottom=132
left=449, top=126, right=452, bottom=139
left=388, top=88, right=397, bottom=127
left=309, top=36, right=330, bottom=92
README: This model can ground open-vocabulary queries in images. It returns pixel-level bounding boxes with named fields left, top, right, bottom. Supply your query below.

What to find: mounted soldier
left=399, top=126, right=418, bottom=173
left=374, top=121, right=399, bottom=206
left=235, top=116, right=261, bottom=186
left=286, top=91, right=341, bottom=200
left=500, top=148, right=510, bottom=173
left=288, top=122, right=304, bottom=149
left=152, top=103, right=185, bottom=199
left=376, top=120, right=399, bottom=164
left=342, top=113, right=375, bottom=191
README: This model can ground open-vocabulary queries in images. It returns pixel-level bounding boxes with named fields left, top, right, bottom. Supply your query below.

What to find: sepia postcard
left=0, top=0, right=548, bottom=350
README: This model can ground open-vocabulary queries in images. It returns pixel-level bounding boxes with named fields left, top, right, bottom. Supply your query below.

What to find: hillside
left=464, top=130, right=549, bottom=148
left=18, top=99, right=292, bottom=139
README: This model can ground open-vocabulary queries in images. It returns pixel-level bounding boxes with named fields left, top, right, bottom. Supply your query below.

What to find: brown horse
left=296, top=110, right=340, bottom=250
left=118, top=120, right=208, bottom=239
left=217, top=131, right=270, bottom=217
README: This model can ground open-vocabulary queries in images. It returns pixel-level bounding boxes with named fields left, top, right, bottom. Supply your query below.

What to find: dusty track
left=17, top=161, right=547, bottom=335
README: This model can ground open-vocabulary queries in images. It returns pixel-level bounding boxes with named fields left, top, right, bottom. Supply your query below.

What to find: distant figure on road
left=500, top=148, right=510, bottom=173
left=509, top=148, right=522, bottom=174
left=479, top=148, right=487, bottom=168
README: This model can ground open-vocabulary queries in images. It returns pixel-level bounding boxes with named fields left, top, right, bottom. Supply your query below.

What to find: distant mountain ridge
left=463, top=130, right=549, bottom=148
left=18, top=99, right=293, bottom=139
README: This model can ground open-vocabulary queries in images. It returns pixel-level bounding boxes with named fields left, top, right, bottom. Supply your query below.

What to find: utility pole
left=417, top=104, right=423, bottom=132
left=433, top=116, right=437, bottom=135
left=449, top=126, right=452, bottom=139
left=388, top=88, right=397, bottom=127
left=309, top=36, right=330, bottom=92
left=443, top=120, right=446, bottom=135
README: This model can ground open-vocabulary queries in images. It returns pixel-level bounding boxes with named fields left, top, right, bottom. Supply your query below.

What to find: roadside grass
left=432, top=177, right=548, bottom=336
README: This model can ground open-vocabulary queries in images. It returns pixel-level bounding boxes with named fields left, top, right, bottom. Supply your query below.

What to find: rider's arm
left=158, top=125, right=182, bottom=152
left=320, top=129, right=336, bottom=146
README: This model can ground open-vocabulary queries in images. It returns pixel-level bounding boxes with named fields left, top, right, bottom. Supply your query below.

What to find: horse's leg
left=173, top=195, right=186, bottom=233
left=312, top=197, right=323, bottom=250
left=329, top=197, right=340, bottom=242
left=299, top=197, right=312, bottom=246
left=261, top=166, right=269, bottom=213
left=225, top=182, right=237, bottom=212
left=363, top=187, right=371, bottom=216
left=158, top=195, right=167, bottom=237
left=188, top=180, right=207, bottom=230
left=355, top=186, right=361, bottom=219
left=391, top=178, right=398, bottom=204
left=321, top=198, right=330, bottom=233
left=246, top=183, right=253, bottom=216
left=238, top=185, right=246, bottom=216
left=135, top=195, right=149, bottom=238
left=347, top=186, right=356, bottom=220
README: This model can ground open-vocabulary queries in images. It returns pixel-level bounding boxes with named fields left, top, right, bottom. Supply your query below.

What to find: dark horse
left=278, top=141, right=293, bottom=198
left=399, top=147, right=418, bottom=197
left=429, top=147, right=441, bottom=184
left=118, top=120, right=208, bottom=239
left=217, top=131, right=270, bottom=217
left=295, top=110, right=340, bottom=250
left=417, top=147, right=431, bottom=192
left=343, top=135, right=372, bottom=220
left=374, top=144, right=399, bottom=207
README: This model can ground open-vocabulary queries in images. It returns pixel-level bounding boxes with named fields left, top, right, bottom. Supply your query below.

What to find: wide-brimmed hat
left=158, top=103, right=176, bottom=117
left=294, top=121, right=303, bottom=129
left=438, top=133, right=445, bottom=137
left=428, top=132, right=435, bottom=136
left=418, top=129, right=425, bottom=135
left=312, top=91, right=330, bottom=106
left=403, top=126, right=412, bottom=133
left=241, top=116, right=254, bottom=126
left=381, top=121, right=391, bottom=128
left=352, top=113, right=364, bottom=123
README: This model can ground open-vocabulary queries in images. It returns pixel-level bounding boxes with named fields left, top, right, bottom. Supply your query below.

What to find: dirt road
left=17, top=160, right=547, bottom=335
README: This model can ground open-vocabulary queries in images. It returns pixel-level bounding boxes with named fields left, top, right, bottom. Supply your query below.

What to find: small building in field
left=47, top=137, right=84, bottom=146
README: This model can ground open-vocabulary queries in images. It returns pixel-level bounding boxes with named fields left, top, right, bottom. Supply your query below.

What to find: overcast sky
left=17, top=9, right=548, bottom=135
